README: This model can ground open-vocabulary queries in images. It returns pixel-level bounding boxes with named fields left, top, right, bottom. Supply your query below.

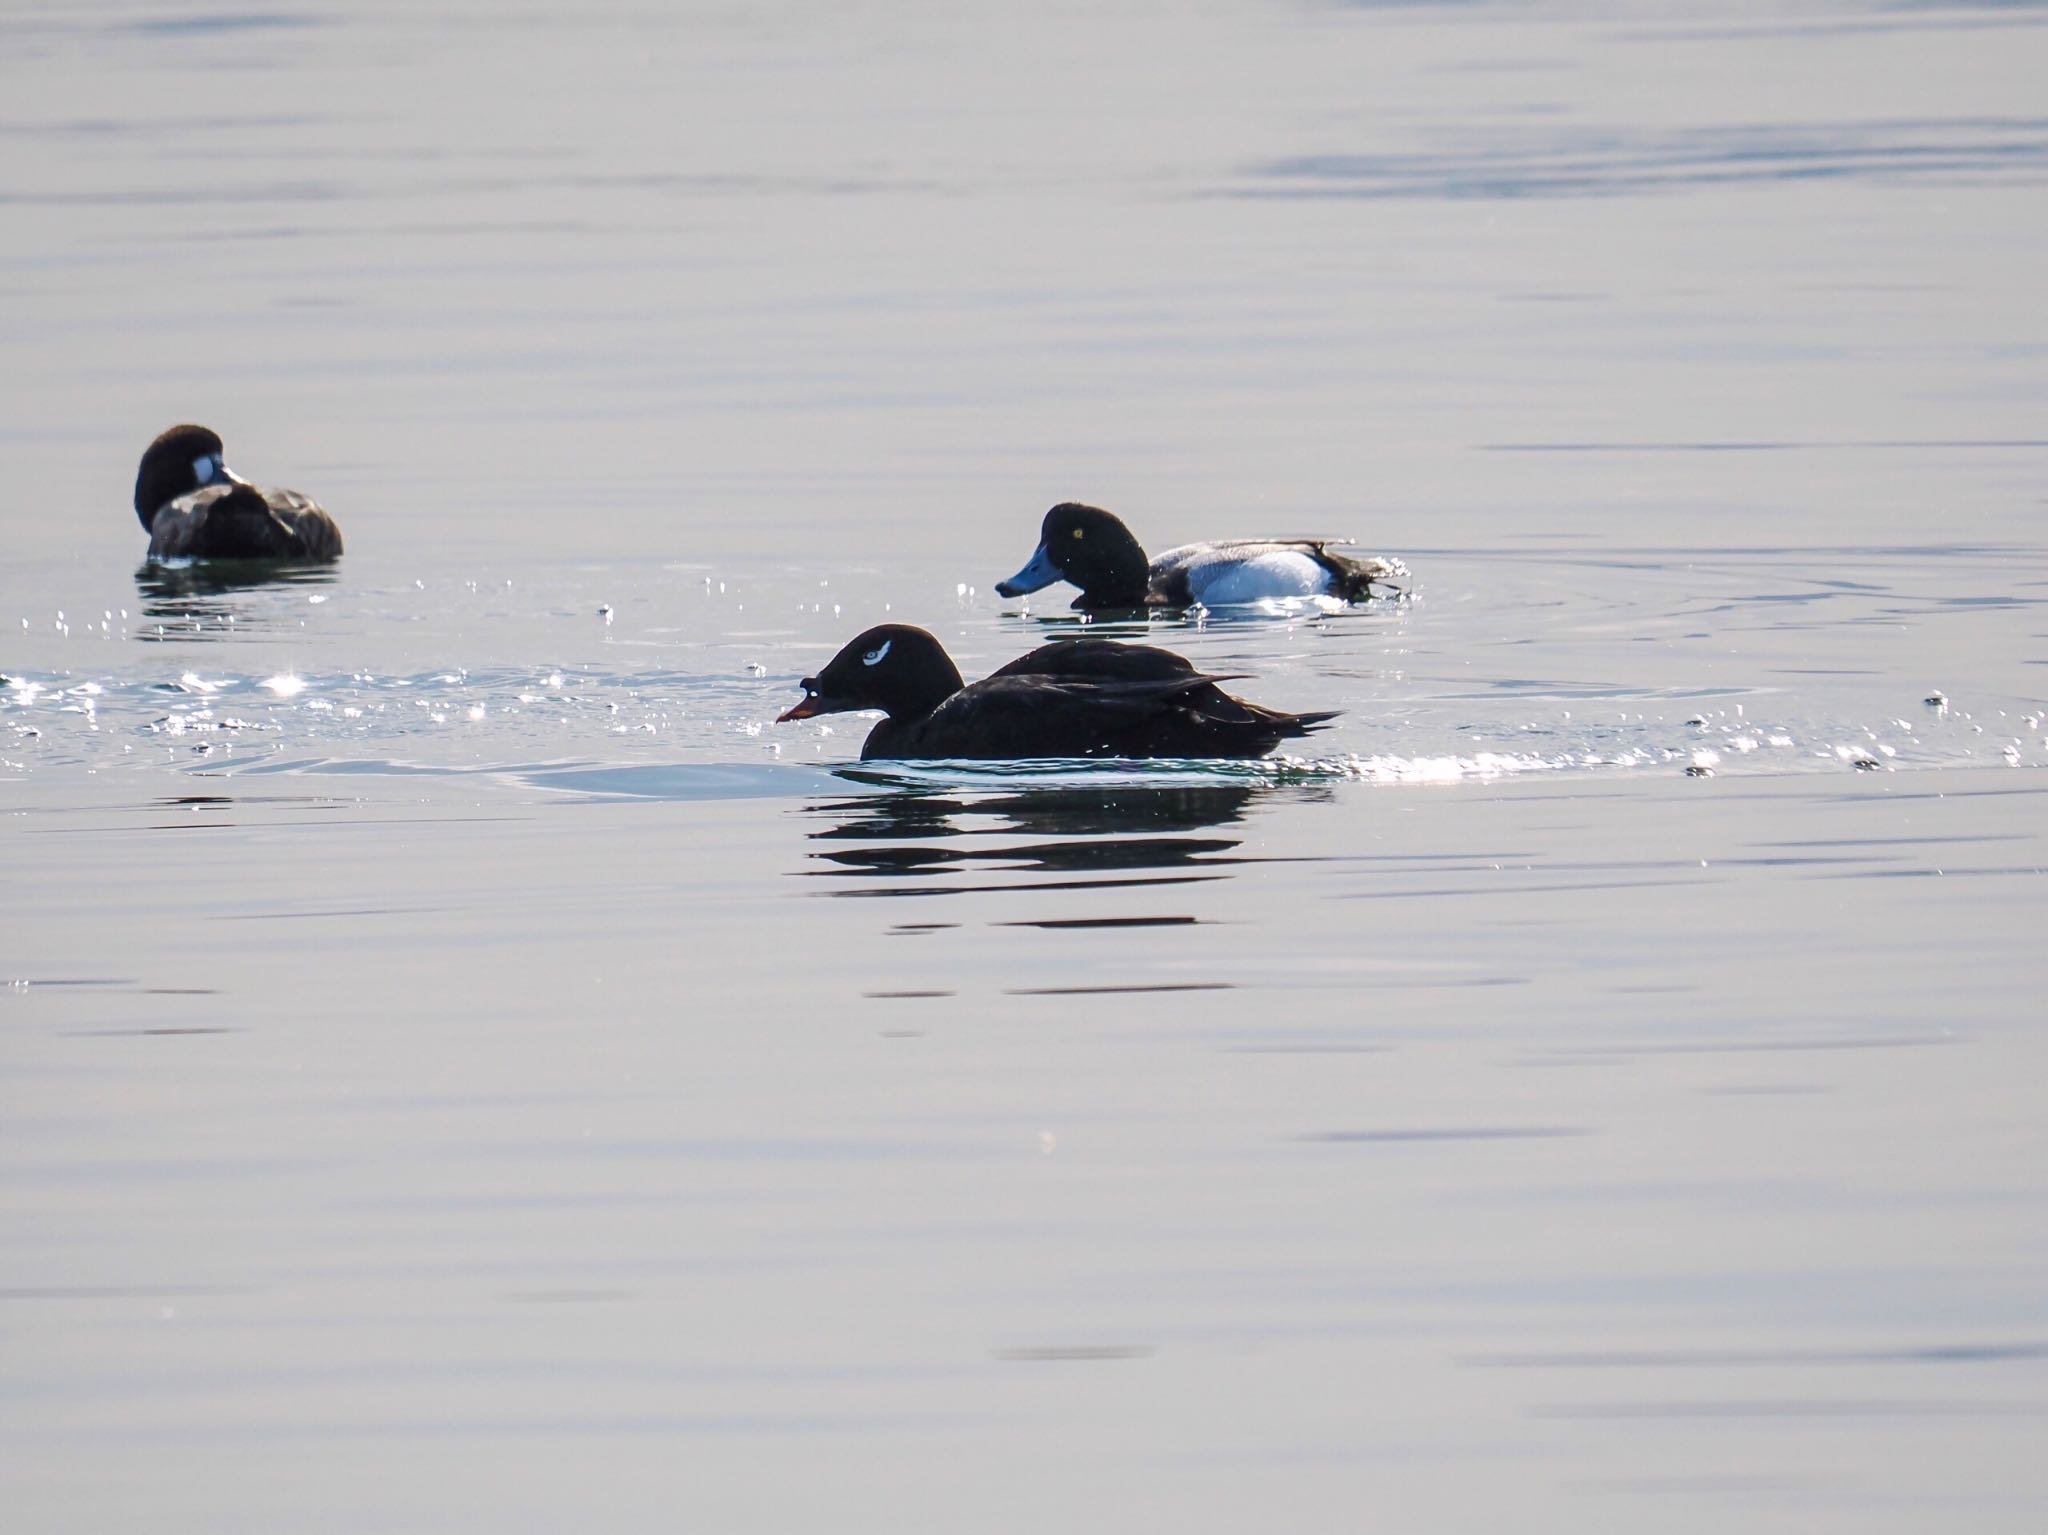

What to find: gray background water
left=4, top=2, right=2046, bottom=1529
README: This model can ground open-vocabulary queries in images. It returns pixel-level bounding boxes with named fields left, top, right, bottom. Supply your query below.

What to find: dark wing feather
left=1294, top=541, right=1403, bottom=599
left=147, top=486, right=241, bottom=559
left=986, top=639, right=1203, bottom=684
left=871, top=672, right=1334, bottom=761
left=146, top=484, right=342, bottom=561
left=260, top=486, right=344, bottom=559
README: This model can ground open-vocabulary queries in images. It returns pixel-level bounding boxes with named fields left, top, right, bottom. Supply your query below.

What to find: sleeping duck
left=777, top=623, right=1336, bottom=760
left=994, top=502, right=1402, bottom=612
left=134, top=424, right=343, bottom=561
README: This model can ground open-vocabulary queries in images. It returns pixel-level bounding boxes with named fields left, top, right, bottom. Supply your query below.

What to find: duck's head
left=777, top=624, right=965, bottom=724
left=994, top=502, right=1149, bottom=607
left=134, top=424, right=241, bottom=531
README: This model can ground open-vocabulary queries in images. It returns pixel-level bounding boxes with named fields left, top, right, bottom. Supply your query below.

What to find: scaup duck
left=994, top=502, right=1401, bottom=611
left=135, top=424, right=343, bottom=561
left=777, top=623, right=1336, bottom=760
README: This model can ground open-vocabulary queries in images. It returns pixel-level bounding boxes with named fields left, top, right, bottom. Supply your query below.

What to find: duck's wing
left=888, top=672, right=1332, bottom=761
left=1142, top=542, right=1217, bottom=607
left=147, top=486, right=259, bottom=559
left=1148, top=539, right=1405, bottom=604
left=986, top=638, right=1209, bottom=685
left=147, top=484, right=343, bottom=562
left=146, top=488, right=219, bottom=559
left=890, top=673, right=1210, bottom=759
left=261, top=486, right=344, bottom=559
left=1284, top=540, right=1404, bottom=599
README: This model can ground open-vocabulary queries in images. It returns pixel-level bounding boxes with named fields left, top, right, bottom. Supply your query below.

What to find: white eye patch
left=191, top=454, right=217, bottom=482
left=861, top=639, right=892, bottom=667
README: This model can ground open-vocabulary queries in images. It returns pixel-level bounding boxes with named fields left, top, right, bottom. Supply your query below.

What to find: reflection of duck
left=813, top=784, right=1264, bottom=842
left=132, top=558, right=337, bottom=642
left=778, top=624, right=1335, bottom=760
left=995, top=502, right=1402, bottom=612
left=798, top=784, right=1271, bottom=893
left=135, top=559, right=338, bottom=604
left=135, top=425, right=343, bottom=562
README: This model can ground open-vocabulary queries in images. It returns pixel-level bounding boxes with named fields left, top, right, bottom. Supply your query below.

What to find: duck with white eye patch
left=134, top=424, right=343, bottom=562
left=994, top=502, right=1403, bottom=612
left=777, top=623, right=1337, bottom=761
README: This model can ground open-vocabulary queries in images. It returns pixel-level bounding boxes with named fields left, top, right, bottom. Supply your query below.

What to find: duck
left=776, top=623, right=1336, bottom=760
left=993, top=501, right=1402, bottom=612
left=134, top=424, right=343, bottom=561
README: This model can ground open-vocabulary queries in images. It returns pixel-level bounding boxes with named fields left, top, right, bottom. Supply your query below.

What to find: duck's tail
left=1222, top=700, right=1339, bottom=755
left=1301, top=544, right=1407, bottom=601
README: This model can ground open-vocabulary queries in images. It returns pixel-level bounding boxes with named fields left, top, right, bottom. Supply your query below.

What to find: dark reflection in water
left=1242, top=117, right=2048, bottom=201
left=813, top=783, right=1268, bottom=841
left=1007, top=980, right=1233, bottom=997
left=1005, top=613, right=1171, bottom=639
left=1471, top=1341, right=2048, bottom=1369
left=993, top=1344, right=1155, bottom=1363
left=1000, top=914, right=1204, bottom=930
left=798, top=783, right=1320, bottom=899
left=1530, top=1399, right=2039, bottom=1420
left=1301, top=1127, right=1590, bottom=1144
left=133, top=561, right=339, bottom=641
left=1011, top=605, right=1398, bottom=638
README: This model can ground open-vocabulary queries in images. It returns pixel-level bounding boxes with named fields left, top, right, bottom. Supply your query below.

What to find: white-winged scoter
left=777, top=624, right=1336, bottom=760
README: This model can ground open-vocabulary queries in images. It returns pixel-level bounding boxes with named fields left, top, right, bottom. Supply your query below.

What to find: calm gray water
left=5, top=2, right=2047, bottom=1529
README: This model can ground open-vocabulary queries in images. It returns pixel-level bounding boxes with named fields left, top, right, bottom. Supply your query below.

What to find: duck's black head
left=993, top=502, right=1150, bottom=608
left=777, top=624, right=966, bottom=725
left=135, top=424, right=236, bottom=531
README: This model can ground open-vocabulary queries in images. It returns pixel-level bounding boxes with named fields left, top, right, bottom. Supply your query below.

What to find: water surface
left=4, top=2, right=2046, bottom=1530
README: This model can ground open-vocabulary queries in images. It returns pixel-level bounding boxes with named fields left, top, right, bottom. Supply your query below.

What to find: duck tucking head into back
left=134, top=424, right=236, bottom=534
left=133, top=424, right=343, bottom=562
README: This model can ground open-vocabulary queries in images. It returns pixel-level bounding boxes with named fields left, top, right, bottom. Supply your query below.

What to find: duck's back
left=987, top=638, right=1202, bottom=684
left=868, top=641, right=1330, bottom=760
left=1149, top=539, right=1400, bottom=606
left=260, top=486, right=342, bottom=556
left=148, top=484, right=343, bottom=561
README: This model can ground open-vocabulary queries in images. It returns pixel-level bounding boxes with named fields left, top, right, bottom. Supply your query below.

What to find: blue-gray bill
left=994, top=542, right=1062, bottom=598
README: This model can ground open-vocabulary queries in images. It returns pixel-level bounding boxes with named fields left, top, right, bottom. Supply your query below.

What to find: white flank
left=1188, top=551, right=1328, bottom=605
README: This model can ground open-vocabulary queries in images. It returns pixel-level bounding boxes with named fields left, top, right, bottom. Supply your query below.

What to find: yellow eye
left=1072, top=527, right=1085, bottom=539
